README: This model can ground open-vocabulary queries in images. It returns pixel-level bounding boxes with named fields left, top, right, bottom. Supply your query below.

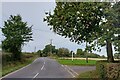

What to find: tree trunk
left=86, top=55, right=88, bottom=63
left=106, top=40, right=114, bottom=62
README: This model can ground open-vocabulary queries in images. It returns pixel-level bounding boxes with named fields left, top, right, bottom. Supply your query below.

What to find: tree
left=42, top=44, right=56, bottom=56
left=76, top=49, right=85, bottom=57
left=37, top=50, right=42, bottom=57
left=97, top=2, right=120, bottom=62
left=114, top=53, right=120, bottom=59
left=2, top=15, right=33, bottom=60
left=0, top=44, right=1, bottom=51
left=112, top=2, right=120, bottom=55
left=44, top=2, right=120, bottom=62
left=57, top=48, right=70, bottom=57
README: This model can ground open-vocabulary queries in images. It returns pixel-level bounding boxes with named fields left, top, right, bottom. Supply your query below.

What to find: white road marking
left=33, top=73, right=39, bottom=78
left=1, top=62, right=31, bottom=79
left=41, top=65, right=44, bottom=70
left=1, top=58, right=39, bottom=79
left=44, top=61, right=45, bottom=65
left=41, top=60, right=45, bottom=70
left=61, top=65, right=75, bottom=78
left=65, top=65, right=79, bottom=75
left=61, top=65, right=64, bottom=67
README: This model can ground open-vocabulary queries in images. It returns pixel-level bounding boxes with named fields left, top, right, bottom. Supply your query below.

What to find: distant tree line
left=76, top=49, right=105, bottom=58
left=37, top=44, right=106, bottom=58
left=37, top=44, right=71, bottom=57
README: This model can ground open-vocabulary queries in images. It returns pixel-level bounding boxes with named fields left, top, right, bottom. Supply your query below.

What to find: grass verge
left=2, top=54, right=38, bottom=77
left=77, top=70, right=98, bottom=78
left=57, top=59, right=96, bottom=66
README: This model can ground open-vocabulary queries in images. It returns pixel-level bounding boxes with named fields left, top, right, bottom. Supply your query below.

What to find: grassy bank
left=77, top=70, right=98, bottom=78
left=57, top=59, right=96, bottom=66
left=2, top=53, right=38, bottom=77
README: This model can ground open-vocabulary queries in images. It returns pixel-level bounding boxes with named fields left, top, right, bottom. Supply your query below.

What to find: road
left=2, top=57, right=95, bottom=80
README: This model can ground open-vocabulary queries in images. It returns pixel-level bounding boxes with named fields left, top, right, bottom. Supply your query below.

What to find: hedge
left=96, top=60, right=120, bottom=80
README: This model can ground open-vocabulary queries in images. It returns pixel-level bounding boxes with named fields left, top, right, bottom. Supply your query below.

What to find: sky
left=0, top=2, right=113, bottom=56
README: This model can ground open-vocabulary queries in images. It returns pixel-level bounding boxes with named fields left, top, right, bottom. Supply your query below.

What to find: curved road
left=2, top=57, right=95, bottom=80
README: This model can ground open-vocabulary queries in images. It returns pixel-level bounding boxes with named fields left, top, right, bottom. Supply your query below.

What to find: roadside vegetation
left=2, top=52, right=38, bottom=76
left=44, top=2, right=120, bottom=79
left=1, top=1, right=120, bottom=79
left=1, top=15, right=35, bottom=77
left=78, top=60, right=120, bottom=79
left=77, top=70, right=99, bottom=78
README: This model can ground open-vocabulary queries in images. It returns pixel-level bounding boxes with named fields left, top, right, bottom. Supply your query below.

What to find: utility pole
left=34, top=46, right=36, bottom=54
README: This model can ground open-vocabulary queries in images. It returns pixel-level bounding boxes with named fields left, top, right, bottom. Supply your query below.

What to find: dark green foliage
left=37, top=44, right=71, bottom=57
left=57, top=48, right=70, bottom=57
left=76, top=49, right=85, bottom=57
left=42, top=44, right=57, bottom=56
left=99, top=64, right=107, bottom=80
left=44, top=2, right=108, bottom=44
left=112, top=2, right=120, bottom=55
left=2, top=53, right=13, bottom=66
left=96, top=61, right=120, bottom=80
left=114, top=53, right=120, bottom=59
left=37, top=50, right=42, bottom=57
left=96, top=61, right=108, bottom=80
left=2, top=15, right=33, bottom=60
left=44, top=2, right=120, bottom=62
left=76, top=48, right=101, bottom=58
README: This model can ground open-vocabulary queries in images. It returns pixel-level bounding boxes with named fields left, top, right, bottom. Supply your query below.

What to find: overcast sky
left=0, top=2, right=110, bottom=56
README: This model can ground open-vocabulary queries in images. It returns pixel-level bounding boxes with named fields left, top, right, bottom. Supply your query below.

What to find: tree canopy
left=44, top=2, right=120, bottom=62
left=2, top=15, right=33, bottom=60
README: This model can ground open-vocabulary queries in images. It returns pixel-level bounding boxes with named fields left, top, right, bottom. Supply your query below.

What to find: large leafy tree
left=2, top=15, right=33, bottom=60
left=112, top=2, right=120, bottom=55
left=57, top=48, right=70, bottom=57
left=44, top=2, right=119, bottom=62
left=42, top=44, right=56, bottom=56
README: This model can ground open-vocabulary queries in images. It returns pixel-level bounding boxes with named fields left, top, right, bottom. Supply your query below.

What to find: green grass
left=77, top=70, right=99, bottom=78
left=0, top=65, right=2, bottom=77
left=2, top=54, right=38, bottom=77
left=57, top=59, right=96, bottom=66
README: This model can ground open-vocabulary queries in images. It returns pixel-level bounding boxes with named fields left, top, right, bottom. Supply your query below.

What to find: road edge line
left=61, top=65, right=75, bottom=78
left=1, top=58, right=39, bottom=79
left=65, top=65, right=79, bottom=75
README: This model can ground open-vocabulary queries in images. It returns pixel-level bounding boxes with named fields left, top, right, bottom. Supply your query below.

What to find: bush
left=2, top=52, right=13, bottom=65
left=96, top=61, right=120, bottom=80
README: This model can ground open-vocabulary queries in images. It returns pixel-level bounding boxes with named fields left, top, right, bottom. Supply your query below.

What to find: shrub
left=96, top=61, right=120, bottom=80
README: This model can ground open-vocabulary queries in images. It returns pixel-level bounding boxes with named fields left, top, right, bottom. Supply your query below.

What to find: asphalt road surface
left=2, top=57, right=95, bottom=80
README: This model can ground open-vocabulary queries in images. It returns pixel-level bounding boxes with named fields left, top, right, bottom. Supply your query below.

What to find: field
left=57, top=59, right=96, bottom=66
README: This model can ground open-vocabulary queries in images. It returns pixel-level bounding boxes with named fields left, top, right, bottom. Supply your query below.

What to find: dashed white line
left=44, top=61, right=45, bottom=65
left=33, top=73, right=39, bottom=78
left=41, top=61, right=45, bottom=70
left=41, top=65, right=44, bottom=70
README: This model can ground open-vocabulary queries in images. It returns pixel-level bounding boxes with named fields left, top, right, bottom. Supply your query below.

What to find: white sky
left=1, top=0, right=120, bottom=2
left=1, top=2, right=117, bottom=56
